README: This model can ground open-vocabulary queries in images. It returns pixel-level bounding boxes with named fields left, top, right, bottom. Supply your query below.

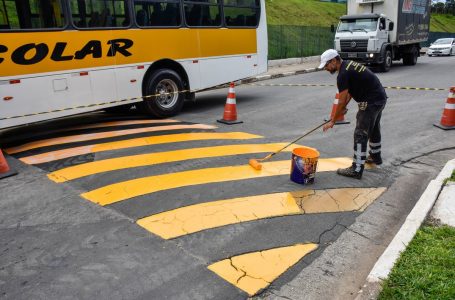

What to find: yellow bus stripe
left=81, top=157, right=353, bottom=206
left=6, top=124, right=217, bottom=154
left=47, top=143, right=301, bottom=183
left=208, top=243, right=318, bottom=296
left=1, top=29, right=257, bottom=77
left=137, top=187, right=386, bottom=239
left=58, top=119, right=180, bottom=132
left=20, top=132, right=262, bottom=165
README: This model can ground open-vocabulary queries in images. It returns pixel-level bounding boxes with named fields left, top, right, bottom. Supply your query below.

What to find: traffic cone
left=434, top=86, right=455, bottom=130
left=0, top=149, right=17, bottom=179
left=325, top=92, right=350, bottom=125
left=217, top=82, right=243, bottom=125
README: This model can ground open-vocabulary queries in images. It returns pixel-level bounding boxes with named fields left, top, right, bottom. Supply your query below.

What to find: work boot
left=366, top=153, right=382, bottom=165
left=337, top=165, right=363, bottom=179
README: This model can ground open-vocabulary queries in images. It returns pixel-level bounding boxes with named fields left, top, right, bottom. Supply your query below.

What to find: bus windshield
left=337, top=18, right=378, bottom=33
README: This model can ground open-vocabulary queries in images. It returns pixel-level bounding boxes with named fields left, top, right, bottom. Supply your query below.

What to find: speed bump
left=137, top=187, right=386, bottom=239
left=208, top=243, right=318, bottom=296
left=81, top=157, right=353, bottom=206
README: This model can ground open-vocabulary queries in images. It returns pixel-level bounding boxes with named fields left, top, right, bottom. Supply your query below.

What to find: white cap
left=318, top=49, right=339, bottom=69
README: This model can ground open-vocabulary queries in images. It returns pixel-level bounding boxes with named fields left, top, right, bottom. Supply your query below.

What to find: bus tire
left=141, top=69, right=185, bottom=118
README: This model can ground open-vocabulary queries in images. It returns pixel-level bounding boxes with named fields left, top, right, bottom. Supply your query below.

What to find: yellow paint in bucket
left=290, top=147, right=320, bottom=184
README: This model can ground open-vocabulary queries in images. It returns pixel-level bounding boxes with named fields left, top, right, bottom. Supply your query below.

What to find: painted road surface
left=1, top=55, right=454, bottom=299
left=3, top=115, right=389, bottom=298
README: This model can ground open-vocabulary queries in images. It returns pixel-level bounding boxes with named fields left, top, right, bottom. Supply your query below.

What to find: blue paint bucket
left=290, top=147, right=320, bottom=184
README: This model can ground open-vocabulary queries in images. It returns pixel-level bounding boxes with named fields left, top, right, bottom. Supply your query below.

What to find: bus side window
left=136, top=8, right=148, bottom=26
left=184, top=1, right=220, bottom=27
left=187, top=4, right=201, bottom=26
left=223, top=0, right=259, bottom=28
left=148, top=3, right=160, bottom=26
left=71, top=0, right=129, bottom=29
left=0, top=3, right=9, bottom=29
left=88, top=11, right=100, bottom=27
left=134, top=1, right=180, bottom=27
left=0, top=0, right=65, bottom=30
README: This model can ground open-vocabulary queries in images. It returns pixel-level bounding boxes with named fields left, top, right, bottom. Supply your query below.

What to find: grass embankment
left=431, top=14, right=455, bottom=33
left=266, top=0, right=345, bottom=26
left=379, top=172, right=455, bottom=300
left=266, top=0, right=455, bottom=33
left=378, top=223, right=455, bottom=300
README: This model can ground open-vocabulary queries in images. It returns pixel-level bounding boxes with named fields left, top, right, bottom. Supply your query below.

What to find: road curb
left=356, top=158, right=455, bottom=299
left=239, top=67, right=321, bottom=85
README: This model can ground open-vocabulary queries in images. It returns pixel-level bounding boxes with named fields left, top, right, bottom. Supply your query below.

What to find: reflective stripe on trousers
left=353, top=102, right=385, bottom=171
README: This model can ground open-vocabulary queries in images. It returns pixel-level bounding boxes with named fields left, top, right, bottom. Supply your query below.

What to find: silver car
left=427, top=38, right=455, bottom=56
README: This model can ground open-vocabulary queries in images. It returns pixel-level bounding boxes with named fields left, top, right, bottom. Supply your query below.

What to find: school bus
left=0, top=0, right=267, bottom=129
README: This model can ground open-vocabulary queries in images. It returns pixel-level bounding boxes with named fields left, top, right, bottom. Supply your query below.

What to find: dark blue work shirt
left=337, top=60, right=387, bottom=105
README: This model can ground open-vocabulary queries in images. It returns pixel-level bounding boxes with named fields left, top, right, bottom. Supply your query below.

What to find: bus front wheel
left=141, top=69, right=185, bottom=118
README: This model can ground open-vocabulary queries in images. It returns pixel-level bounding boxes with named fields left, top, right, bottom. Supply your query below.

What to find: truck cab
left=333, top=0, right=430, bottom=72
left=335, top=13, right=394, bottom=71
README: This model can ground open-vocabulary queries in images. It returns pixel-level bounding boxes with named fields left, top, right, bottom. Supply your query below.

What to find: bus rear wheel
left=141, top=69, right=185, bottom=118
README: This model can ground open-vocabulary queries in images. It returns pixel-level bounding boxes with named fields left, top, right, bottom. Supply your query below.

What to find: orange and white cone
left=434, top=86, right=455, bottom=130
left=217, top=82, right=243, bottom=125
left=325, top=92, right=350, bottom=124
left=0, top=149, right=17, bottom=179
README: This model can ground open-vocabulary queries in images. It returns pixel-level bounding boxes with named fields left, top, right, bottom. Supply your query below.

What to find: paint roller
left=248, top=120, right=331, bottom=171
left=249, top=107, right=348, bottom=171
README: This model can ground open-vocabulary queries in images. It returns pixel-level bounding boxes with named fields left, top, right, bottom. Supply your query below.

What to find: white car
left=427, top=38, right=455, bottom=56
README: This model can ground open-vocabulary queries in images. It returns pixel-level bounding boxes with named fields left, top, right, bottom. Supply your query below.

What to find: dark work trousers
left=353, top=102, right=386, bottom=172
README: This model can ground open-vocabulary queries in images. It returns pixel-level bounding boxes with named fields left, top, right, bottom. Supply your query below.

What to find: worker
left=319, top=49, right=387, bottom=179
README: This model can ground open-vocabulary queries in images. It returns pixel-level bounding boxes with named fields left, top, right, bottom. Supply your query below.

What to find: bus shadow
left=182, top=92, right=262, bottom=114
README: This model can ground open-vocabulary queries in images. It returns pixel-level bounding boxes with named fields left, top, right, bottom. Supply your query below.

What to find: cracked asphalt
left=1, top=55, right=454, bottom=299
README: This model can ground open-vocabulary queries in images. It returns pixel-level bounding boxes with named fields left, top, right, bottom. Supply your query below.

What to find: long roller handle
left=259, top=120, right=331, bottom=162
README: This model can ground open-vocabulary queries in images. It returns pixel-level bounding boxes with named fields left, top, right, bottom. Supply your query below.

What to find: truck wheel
left=403, top=48, right=418, bottom=66
left=380, top=50, right=392, bottom=72
left=140, top=69, right=185, bottom=118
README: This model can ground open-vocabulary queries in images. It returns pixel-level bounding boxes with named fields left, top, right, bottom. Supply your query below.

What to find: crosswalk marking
left=20, top=132, right=262, bottom=165
left=6, top=124, right=217, bottom=154
left=81, top=157, right=353, bottom=206
left=137, top=187, right=386, bottom=239
left=208, top=243, right=318, bottom=296
left=47, top=143, right=300, bottom=183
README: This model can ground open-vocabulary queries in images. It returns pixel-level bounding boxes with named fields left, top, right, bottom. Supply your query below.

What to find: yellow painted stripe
left=208, top=243, right=318, bottom=296
left=48, top=143, right=301, bottom=183
left=20, top=132, right=262, bottom=165
left=137, top=187, right=386, bottom=239
left=6, top=124, right=217, bottom=154
left=58, top=119, right=179, bottom=132
left=81, top=157, right=354, bottom=206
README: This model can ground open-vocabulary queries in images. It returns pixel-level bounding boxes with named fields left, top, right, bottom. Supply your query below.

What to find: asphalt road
left=0, top=55, right=454, bottom=300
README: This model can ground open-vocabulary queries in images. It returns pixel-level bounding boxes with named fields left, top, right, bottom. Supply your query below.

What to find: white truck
left=334, top=0, right=431, bottom=72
